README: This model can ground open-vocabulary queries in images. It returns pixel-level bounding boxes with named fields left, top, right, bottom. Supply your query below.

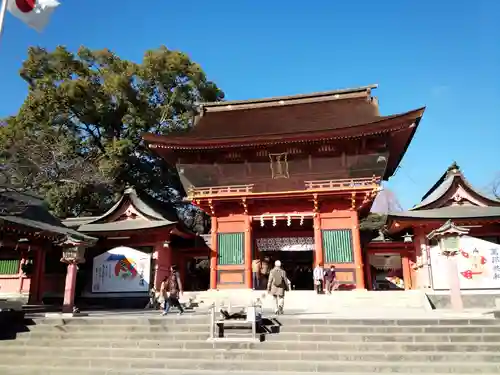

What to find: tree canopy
left=0, top=45, right=224, bottom=231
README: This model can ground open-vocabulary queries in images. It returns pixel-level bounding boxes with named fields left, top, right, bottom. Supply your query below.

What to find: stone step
left=193, top=290, right=433, bottom=310
left=2, top=338, right=500, bottom=352
left=0, top=368, right=493, bottom=375
left=1, top=346, right=500, bottom=363
left=11, top=330, right=500, bottom=343
left=23, top=323, right=500, bottom=334
left=27, top=316, right=500, bottom=326
left=0, top=356, right=498, bottom=373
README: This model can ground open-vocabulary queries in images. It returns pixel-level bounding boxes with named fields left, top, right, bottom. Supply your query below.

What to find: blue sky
left=1, top=0, right=499, bottom=209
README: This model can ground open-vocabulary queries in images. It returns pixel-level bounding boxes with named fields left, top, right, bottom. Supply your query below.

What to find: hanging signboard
left=256, top=237, right=314, bottom=252
left=368, top=253, right=402, bottom=271
left=430, top=236, right=500, bottom=290
left=92, top=246, right=151, bottom=293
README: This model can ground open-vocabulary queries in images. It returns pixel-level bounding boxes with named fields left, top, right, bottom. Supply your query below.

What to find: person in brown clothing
left=325, top=265, right=338, bottom=293
left=260, top=257, right=270, bottom=290
left=160, top=265, right=184, bottom=316
left=252, top=258, right=261, bottom=289
left=267, top=260, right=289, bottom=315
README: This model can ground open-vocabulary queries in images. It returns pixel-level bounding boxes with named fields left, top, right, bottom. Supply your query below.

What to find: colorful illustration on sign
left=460, top=248, right=487, bottom=280
left=106, top=254, right=138, bottom=280
left=92, top=246, right=151, bottom=293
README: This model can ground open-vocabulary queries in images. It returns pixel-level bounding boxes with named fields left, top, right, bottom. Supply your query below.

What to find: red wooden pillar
left=210, top=217, right=218, bottom=290
left=154, top=241, right=172, bottom=289
left=62, top=263, right=78, bottom=313
left=30, top=247, right=46, bottom=304
left=351, top=211, right=366, bottom=290
left=244, top=215, right=252, bottom=288
left=313, top=214, right=324, bottom=266
left=401, top=252, right=412, bottom=290
left=177, top=254, right=187, bottom=291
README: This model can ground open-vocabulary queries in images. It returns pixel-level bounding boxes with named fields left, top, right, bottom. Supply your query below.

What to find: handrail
left=188, top=184, right=254, bottom=198
left=304, top=177, right=380, bottom=190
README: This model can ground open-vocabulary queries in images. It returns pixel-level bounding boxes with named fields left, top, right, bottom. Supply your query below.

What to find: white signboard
left=92, top=246, right=151, bottom=293
left=430, top=236, right=500, bottom=290
left=256, top=237, right=314, bottom=252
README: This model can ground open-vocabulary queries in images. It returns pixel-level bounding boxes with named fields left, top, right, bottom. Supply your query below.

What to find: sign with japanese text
left=430, top=236, right=500, bottom=290
left=92, top=246, right=151, bottom=293
left=256, top=237, right=314, bottom=252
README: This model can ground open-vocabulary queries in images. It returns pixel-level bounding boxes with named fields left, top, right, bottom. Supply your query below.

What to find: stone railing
left=304, top=177, right=380, bottom=191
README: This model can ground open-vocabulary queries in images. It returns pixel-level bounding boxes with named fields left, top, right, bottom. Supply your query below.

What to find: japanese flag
left=7, top=0, right=60, bottom=32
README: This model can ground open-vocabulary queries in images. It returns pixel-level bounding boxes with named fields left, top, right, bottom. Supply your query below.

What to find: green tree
left=1, top=45, right=223, bottom=226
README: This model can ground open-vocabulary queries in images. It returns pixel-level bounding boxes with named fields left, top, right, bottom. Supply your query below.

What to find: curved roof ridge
left=199, top=84, right=378, bottom=109
left=65, top=187, right=177, bottom=226
left=411, top=162, right=500, bottom=210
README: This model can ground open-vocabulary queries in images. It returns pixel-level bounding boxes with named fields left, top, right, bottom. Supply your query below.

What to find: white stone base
left=45, top=312, right=89, bottom=318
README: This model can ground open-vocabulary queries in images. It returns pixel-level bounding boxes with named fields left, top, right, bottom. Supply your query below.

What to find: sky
left=0, top=0, right=499, bottom=209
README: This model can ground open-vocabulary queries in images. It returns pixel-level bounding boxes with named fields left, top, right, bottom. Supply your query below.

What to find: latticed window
left=0, top=259, right=20, bottom=275
left=217, top=232, right=244, bottom=265
left=322, top=229, right=354, bottom=263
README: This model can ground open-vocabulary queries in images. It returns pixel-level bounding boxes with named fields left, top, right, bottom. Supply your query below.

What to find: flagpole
left=0, top=0, right=8, bottom=42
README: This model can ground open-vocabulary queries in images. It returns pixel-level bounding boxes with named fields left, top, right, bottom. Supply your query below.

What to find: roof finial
left=447, top=161, right=460, bottom=173
left=123, top=183, right=135, bottom=194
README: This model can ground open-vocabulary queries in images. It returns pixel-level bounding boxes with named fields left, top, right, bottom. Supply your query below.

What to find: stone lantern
left=61, top=246, right=86, bottom=265
left=427, top=220, right=469, bottom=311
left=59, top=236, right=95, bottom=314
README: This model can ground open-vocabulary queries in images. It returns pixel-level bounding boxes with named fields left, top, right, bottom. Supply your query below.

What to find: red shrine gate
left=144, top=85, right=425, bottom=290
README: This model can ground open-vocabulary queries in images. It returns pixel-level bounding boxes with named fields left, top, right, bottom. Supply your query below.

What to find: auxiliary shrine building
left=144, top=85, right=425, bottom=291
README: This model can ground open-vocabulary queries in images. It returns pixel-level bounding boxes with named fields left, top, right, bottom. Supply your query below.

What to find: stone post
left=427, top=220, right=469, bottom=312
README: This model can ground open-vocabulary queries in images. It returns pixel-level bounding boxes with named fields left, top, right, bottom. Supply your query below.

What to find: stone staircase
left=187, top=289, right=433, bottom=312
left=1, top=313, right=500, bottom=374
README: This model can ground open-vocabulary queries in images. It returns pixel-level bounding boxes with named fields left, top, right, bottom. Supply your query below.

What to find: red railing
left=304, top=177, right=380, bottom=190
left=188, top=184, right=254, bottom=198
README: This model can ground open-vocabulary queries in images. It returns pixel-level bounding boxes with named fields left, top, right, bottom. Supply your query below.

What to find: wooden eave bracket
left=207, top=199, right=215, bottom=216
left=351, top=192, right=357, bottom=210
left=313, top=193, right=319, bottom=216
left=241, top=197, right=248, bottom=215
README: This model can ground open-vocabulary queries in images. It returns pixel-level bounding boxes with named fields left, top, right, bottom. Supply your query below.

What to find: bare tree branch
left=0, top=128, right=112, bottom=216
left=492, top=174, right=500, bottom=200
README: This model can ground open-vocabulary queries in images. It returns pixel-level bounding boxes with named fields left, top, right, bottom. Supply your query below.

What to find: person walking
left=313, top=263, right=325, bottom=294
left=267, top=260, right=289, bottom=315
left=325, top=265, right=338, bottom=293
left=160, top=265, right=184, bottom=316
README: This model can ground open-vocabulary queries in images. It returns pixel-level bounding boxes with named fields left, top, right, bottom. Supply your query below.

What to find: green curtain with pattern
left=322, top=229, right=354, bottom=263
left=217, top=232, right=244, bottom=265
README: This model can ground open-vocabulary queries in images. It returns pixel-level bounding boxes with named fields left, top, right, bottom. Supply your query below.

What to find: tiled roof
left=411, top=163, right=500, bottom=210
left=389, top=206, right=500, bottom=220
left=144, top=85, right=425, bottom=146
left=62, top=187, right=177, bottom=233
left=189, top=96, right=380, bottom=139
